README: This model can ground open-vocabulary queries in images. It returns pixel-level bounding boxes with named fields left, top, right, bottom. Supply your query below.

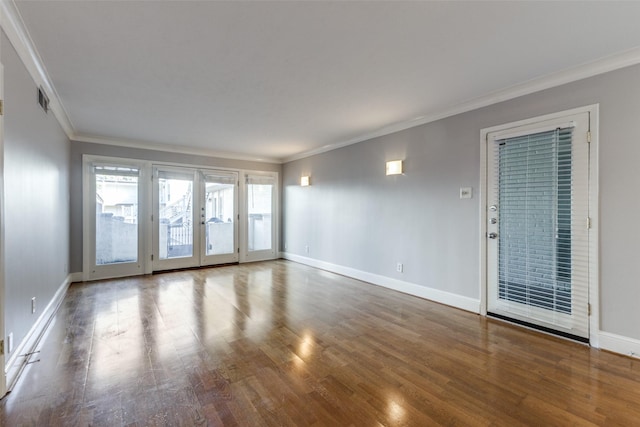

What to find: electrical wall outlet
left=305, top=245, right=310, bottom=253
left=396, top=263, right=404, bottom=273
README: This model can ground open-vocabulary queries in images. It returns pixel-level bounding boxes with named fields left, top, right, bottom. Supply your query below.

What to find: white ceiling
left=11, top=1, right=640, bottom=162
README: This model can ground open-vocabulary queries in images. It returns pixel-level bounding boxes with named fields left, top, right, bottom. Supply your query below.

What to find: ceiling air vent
left=38, top=86, right=49, bottom=113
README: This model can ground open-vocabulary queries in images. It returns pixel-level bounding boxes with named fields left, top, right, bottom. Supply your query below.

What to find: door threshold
left=487, top=312, right=589, bottom=345
left=152, top=262, right=239, bottom=275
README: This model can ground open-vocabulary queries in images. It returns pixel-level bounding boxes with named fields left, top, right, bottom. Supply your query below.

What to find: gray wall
left=69, top=141, right=281, bottom=272
left=2, top=30, right=71, bottom=357
left=283, top=63, right=640, bottom=340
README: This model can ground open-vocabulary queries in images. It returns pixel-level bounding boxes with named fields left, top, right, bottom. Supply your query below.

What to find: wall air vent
left=38, top=86, right=49, bottom=113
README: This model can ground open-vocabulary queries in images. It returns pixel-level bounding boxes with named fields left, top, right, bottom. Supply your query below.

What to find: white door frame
left=0, top=62, right=7, bottom=397
left=479, top=104, right=600, bottom=346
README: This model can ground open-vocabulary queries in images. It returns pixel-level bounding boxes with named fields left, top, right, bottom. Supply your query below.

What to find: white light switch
left=460, top=187, right=473, bottom=199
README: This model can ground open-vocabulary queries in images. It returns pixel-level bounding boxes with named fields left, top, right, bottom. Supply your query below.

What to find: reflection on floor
left=1, top=260, right=640, bottom=425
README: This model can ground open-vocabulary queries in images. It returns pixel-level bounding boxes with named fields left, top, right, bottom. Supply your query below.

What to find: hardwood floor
left=1, top=260, right=640, bottom=426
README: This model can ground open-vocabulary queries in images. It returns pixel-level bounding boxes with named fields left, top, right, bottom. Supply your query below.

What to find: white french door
left=153, top=166, right=197, bottom=270
left=84, top=159, right=277, bottom=278
left=200, top=170, right=239, bottom=265
left=152, top=166, right=239, bottom=271
left=486, top=110, right=591, bottom=340
left=86, top=161, right=145, bottom=280
left=243, top=173, right=277, bottom=262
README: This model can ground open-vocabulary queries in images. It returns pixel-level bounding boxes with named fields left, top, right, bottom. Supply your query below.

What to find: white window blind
left=157, top=169, right=193, bottom=181
left=93, top=164, right=139, bottom=177
left=203, top=171, right=237, bottom=185
left=246, top=174, right=275, bottom=185
left=490, top=122, right=590, bottom=338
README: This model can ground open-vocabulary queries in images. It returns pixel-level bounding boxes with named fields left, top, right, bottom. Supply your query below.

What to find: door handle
left=488, top=232, right=498, bottom=239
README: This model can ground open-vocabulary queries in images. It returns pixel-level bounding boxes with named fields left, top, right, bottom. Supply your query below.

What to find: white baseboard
left=5, top=274, right=73, bottom=390
left=282, top=252, right=480, bottom=313
left=599, top=332, right=640, bottom=359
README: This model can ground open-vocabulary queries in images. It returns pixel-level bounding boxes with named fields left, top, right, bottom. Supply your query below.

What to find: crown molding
left=73, top=134, right=282, bottom=164
left=0, top=0, right=75, bottom=138
left=282, top=116, right=431, bottom=163
left=4, top=0, right=640, bottom=165
left=283, top=46, right=640, bottom=163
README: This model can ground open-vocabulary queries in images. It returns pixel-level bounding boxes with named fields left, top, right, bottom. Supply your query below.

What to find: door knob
left=488, top=232, right=498, bottom=239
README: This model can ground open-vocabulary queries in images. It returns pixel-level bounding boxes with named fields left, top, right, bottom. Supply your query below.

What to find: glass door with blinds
left=244, top=173, right=277, bottom=262
left=152, top=166, right=239, bottom=271
left=88, top=162, right=144, bottom=280
left=486, top=111, right=590, bottom=340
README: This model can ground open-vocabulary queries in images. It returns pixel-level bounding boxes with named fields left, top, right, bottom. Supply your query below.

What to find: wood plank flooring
left=1, top=260, right=640, bottom=426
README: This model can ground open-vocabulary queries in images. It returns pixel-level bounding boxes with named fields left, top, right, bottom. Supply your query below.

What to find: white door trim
left=479, top=104, right=600, bottom=346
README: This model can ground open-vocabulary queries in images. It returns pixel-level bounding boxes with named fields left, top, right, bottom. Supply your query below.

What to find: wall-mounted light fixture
left=385, top=160, right=403, bottom=176
left=300, top=175, right=311, bottom=186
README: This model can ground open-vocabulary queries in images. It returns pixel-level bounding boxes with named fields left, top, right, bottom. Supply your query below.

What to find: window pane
left=205, top=178, right=235, bottom=255
left=247, top=183, right=272, bottom=252
left=95, top=171, right=138, bottom=265
left=158, top=176, right=193, bottom=259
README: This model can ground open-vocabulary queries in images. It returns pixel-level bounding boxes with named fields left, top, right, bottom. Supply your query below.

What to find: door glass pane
left=247, top=183, right=273, bottom=252
left=204, top=175, right=235, bottom=255
left=95, top=166, right=138, bottom=265
left=158, top=171, right=193, bottom=259
left=497, top=128, right=572, bottom=314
